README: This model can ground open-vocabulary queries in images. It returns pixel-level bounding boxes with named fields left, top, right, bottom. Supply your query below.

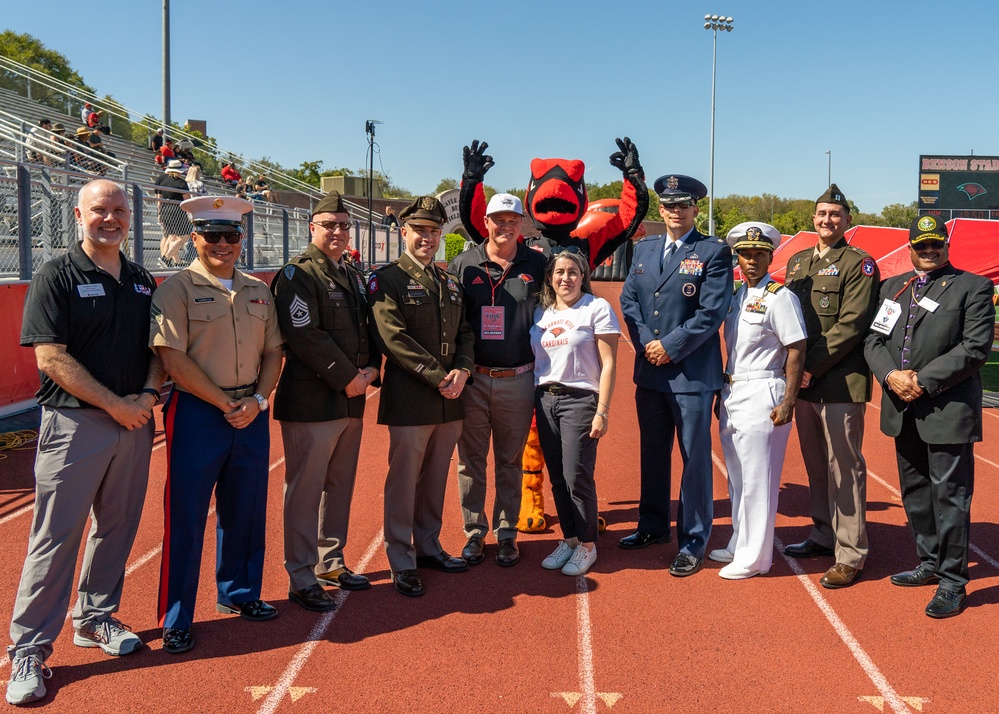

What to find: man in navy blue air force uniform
left=619, top=174, right=733, bottom=577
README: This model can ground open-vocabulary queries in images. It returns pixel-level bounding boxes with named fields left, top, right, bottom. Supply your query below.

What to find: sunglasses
left=313, top=220, right=352, bottom=231
left=551, top=245, right=581, bottom=255
left=661, top=200, right=696, bottom=210
left=913, top=240, right=946, bottom=251
left=200, top=231, right=242, bottom=244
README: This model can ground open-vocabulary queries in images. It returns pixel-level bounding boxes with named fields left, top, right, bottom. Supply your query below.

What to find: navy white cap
left=182, top=196, right=254, bottom=233
left=726, top=221, right=781, bottom=252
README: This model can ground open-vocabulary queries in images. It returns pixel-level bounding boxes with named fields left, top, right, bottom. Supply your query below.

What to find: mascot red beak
left=526, top=158, right=588, bottom=234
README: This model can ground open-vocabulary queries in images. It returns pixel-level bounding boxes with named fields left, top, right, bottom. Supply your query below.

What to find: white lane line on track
left=256, top=530, right=384, bottom=714
left=866, top=467, right=999, bottom=572
left=711, top=451, right=911, bottom=714
left=574, top=575, right=597, bottom=714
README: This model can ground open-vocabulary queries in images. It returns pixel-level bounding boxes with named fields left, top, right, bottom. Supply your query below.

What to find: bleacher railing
left=0, top=158, right=405, bottom=280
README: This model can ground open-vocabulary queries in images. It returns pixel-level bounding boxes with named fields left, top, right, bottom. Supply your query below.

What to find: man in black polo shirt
left=6, top=179, right=163, bottom=707
left=448, top=193, right=546, bottom=567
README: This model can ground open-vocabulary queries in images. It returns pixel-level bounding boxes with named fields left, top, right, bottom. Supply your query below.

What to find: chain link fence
left=0, top=158, right=319, bottom=281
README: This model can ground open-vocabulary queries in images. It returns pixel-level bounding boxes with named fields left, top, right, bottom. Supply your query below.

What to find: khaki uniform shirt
left=368, top=253, right=474, bottom=426
left=150, top=258, right=283, bottom=388
left=784, top=238, right=879, bottom=403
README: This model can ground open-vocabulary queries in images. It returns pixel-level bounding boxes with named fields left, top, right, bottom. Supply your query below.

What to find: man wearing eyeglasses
left=864, top=215, right=993, bottom=618
left=368, top=196, right=475, bottom=597
left=271, top=191, right=380, bottom=612
left=782, top=184, right=879, bottom=590
left=150, top=195, right=284, bottom=654
left=619, top=174, right=733, bottom=577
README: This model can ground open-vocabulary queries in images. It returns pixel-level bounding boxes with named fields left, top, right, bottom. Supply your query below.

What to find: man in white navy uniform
left=711, top=222, right=806, bottom=579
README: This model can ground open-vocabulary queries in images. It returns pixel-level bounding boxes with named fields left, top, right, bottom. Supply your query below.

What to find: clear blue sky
left=4, top=0, right=995, bottom=213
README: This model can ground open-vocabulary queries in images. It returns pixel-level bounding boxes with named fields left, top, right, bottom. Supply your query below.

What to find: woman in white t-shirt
left=530, top=248, right=620, bottom=576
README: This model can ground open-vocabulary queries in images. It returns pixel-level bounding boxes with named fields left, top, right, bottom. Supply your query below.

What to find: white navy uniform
left=719, top=274, right=806, bottom=576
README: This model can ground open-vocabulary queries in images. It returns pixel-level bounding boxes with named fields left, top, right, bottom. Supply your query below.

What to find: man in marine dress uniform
left=448, top=193, right=546, bottom=568
left=151, top=196, right=284, bottom=653
left=619, top=174, right=733, bottom=577
left=782, top=184, right=879, bottom=589
left=864, top=215, right=993, bottom=617
left=368, top=196, right=475, bottom=597
left=271, top=191, right=380, bottom=612
left=712, top=222, right=806, bottom=579
left=7, top=180, right=163, bottom=706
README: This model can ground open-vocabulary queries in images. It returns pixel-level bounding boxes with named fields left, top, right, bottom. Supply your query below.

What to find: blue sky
left=4, top=1, right=995, bottom=213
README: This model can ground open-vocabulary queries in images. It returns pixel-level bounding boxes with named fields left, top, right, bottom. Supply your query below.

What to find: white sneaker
left=708, top=548, right=735, bottom=563
left=6, top=652, right=51, bottom=705
left=562, top=545, right=598, bottom=576
left=719, top=563, right=769, bottom=580
left=73, top=616, right=142, bottom=656
left=542, top=541, right=575, bottom=570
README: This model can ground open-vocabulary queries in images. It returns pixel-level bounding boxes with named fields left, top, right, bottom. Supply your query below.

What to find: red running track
left=0, top=281, right=997, bottom=713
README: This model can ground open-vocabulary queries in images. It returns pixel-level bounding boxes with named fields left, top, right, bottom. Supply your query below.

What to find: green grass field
left=982, top=346, right=999, bottom=393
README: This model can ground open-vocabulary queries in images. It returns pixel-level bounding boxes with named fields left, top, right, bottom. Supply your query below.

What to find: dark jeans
left=535, top=387, right=599, bottom=543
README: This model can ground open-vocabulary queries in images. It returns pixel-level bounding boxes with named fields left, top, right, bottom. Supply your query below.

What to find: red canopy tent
left=876, top=218, right=999, bottom=283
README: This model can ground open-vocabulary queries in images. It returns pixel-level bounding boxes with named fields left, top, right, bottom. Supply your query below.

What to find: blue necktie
left=661, top=241, right=677, bottom=270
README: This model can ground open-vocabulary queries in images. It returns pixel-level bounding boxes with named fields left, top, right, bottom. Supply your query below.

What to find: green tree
left=880, top=201, right=918, bottom=228
left=0, top=31, right=93, bottom=116
left=434, top=177, right=459, bottom=194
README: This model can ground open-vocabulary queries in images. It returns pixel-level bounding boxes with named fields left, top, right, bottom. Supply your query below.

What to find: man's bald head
left=77, top=179, right=128, bottom=211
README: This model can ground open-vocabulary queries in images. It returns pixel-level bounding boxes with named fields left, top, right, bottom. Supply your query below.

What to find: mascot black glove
left=609, top=136, right=644, bottom=179
left=462, top=139, right=495, bottom=181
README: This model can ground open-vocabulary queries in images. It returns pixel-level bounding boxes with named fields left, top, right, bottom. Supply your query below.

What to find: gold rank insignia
left=213, top=198, right=224, bottom=209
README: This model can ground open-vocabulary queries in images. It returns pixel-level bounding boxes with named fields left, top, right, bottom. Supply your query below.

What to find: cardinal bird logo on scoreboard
left=957, top=182, right=987, bottom=200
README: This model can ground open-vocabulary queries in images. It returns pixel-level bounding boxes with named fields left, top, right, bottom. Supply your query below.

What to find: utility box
left=321, top=175, right=382, bottom=198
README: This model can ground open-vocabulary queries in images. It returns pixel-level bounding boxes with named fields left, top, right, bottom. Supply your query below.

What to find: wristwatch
left=252, top=393, right=269, bottom=411
left=141, top=387, right=161, bottom=403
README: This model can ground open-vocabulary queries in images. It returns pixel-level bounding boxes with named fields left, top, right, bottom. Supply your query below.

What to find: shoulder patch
left=367, top=274, right=378, bottom=293
left=283, top=264, right=296, bottom=280
left=862, top=257, right=875, bottom=276
left=765, top=281, right=784, bottom=294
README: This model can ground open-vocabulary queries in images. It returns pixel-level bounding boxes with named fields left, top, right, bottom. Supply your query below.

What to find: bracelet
left=141, top=387, right=160, bottom=402
left=596, top=411, right=608, bottom=419
left=598, top=401, right=610, bottom=410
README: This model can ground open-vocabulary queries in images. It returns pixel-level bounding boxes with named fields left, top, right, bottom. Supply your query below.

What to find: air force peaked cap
left=653, top=174, right=707, bottom=204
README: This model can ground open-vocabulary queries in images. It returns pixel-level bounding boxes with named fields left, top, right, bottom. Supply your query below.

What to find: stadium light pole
left=162, top=0, right=171, bottom=136
left=365, top=120, right=382, bottom=246
left=826, top=150, right=831, bottom=186
left=704, top=14, right=733, bottom=237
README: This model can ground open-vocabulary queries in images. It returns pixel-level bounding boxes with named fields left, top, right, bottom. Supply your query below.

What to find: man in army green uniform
left=782, top=184, right=879, bottom=589
left=271, top=191, right=381, bottom=612
left=368, top=196, right=475, bottom=597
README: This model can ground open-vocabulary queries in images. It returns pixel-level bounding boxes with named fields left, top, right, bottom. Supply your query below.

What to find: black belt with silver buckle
left=539, top=383, right=593, bottom=397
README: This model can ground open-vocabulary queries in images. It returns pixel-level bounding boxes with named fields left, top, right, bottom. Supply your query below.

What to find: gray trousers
left=456, top=370, right=534, bottom=541
left=281, top=418, right=364, bottom=591
left=383, top=421, right=462, bottom=572
left=8, top=406, right=152, bottom=661
left=535, top=389, right=600, bottom=543
left=795, top=400, right=868, bottom=569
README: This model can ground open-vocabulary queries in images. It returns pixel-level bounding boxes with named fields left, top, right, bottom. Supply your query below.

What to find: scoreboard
left=918, top=155, right=999, bottom=219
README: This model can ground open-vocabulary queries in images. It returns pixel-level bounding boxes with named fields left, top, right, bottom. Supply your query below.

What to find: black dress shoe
left=619, top=530, right=670, bottom=549
left=461, top=536, right=485, bottom=565
left=162, top=627, right=194, bottom=654
left=316, top=567, right=371, bottom=591
left=392, top=569, right=424, bottom=597
left=289, top=584, right=338, bottom=612
left=415, top=552, right=469, bottom=573
left=216, top=599, right=278, bottom=621
left=925, top=588, right=966, bottom=618
left=783, top=539, right=834, bottom=558
left=890, top=564, right=940, bottom=587
left=668, top=552, right=703, bottom=577
left=495, top=538, right=520, bottom=567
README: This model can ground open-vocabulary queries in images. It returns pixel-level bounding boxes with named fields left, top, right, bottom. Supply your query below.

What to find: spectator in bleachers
left=381, top=205, right=399, bottom=228
left=175, top=138, right=195, bottom=163
left=221, top=162, right=241, bottom=186
left=70, top=127, right=104, bottom=176
left=26, top=119, right=54, bottom=166
left=249, top=175, right=276, bottom=203
left=185, top=164, right=206, bottom=196
left=80, top=102, right=93, bottom=124
left=234, top=178, right=248, bottom=200
left=151, top=128, right=164, bottom=153
left=86, top=109, right=104, bottom=129
left=155, top=160, right=192, bottom=267
left=159, top=138, right=176, bottom=165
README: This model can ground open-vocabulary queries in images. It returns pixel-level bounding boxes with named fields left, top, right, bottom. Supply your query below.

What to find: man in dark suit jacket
left=368, top=196, right=475, bottom=597
left=782, top=184, right=879, bottom=589
left=272, top=191, right=381, bottom=612
left=864, top=215, right=993, bottom=618
left=619, top=174, right=733, bottom=577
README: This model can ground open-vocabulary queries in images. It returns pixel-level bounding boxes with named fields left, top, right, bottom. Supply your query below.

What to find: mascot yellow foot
left=518, top=421, right=547, bottom=532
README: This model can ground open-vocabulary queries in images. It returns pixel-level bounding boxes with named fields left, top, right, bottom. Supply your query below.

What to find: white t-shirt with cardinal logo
left=530, top=293, right=621, bottom=392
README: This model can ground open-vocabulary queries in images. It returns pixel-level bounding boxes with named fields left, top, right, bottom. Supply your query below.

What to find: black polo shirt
left=21, top=241, right=157, bottom=408
left=448, top=240, right=546, bottom=368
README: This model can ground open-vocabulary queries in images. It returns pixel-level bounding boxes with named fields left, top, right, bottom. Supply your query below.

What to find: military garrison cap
left=399, top=196, right=447, bottom=227
left=815, top=183, right=850, bottom=211
left=312, top=190, right=347, bottom=217
left=726, top=221, right=781, bottom=252
left=653, top=174, right=707, bottom=205
left=909, top=215, right=949, bottom=245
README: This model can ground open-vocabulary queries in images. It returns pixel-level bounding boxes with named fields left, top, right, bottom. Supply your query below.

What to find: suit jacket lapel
left=911, top=266, right=954, bottom=330
left=660, top=231, right=697, bottom=286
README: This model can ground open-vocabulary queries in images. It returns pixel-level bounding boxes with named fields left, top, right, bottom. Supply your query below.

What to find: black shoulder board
left=765, top=281, right=784, bottom=294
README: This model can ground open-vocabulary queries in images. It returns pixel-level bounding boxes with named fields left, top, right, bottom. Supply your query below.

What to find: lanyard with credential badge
left=481, top=263, right=511, bottom=341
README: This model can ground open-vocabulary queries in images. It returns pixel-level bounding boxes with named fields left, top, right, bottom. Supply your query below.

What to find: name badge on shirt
left=481, top=305, right=505, bottom=340
left=77, top=283, right=105, bottom=298
left=871, top=299, right=902, bottom=335
left=918, top=296, right=939, bottom=313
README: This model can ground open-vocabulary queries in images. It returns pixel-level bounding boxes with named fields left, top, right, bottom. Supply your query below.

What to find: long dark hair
left=539, top=250, right=592, bottom=309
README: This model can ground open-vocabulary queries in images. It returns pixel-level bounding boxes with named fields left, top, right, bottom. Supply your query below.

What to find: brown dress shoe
left=820, top=563, right=860, bottom=589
